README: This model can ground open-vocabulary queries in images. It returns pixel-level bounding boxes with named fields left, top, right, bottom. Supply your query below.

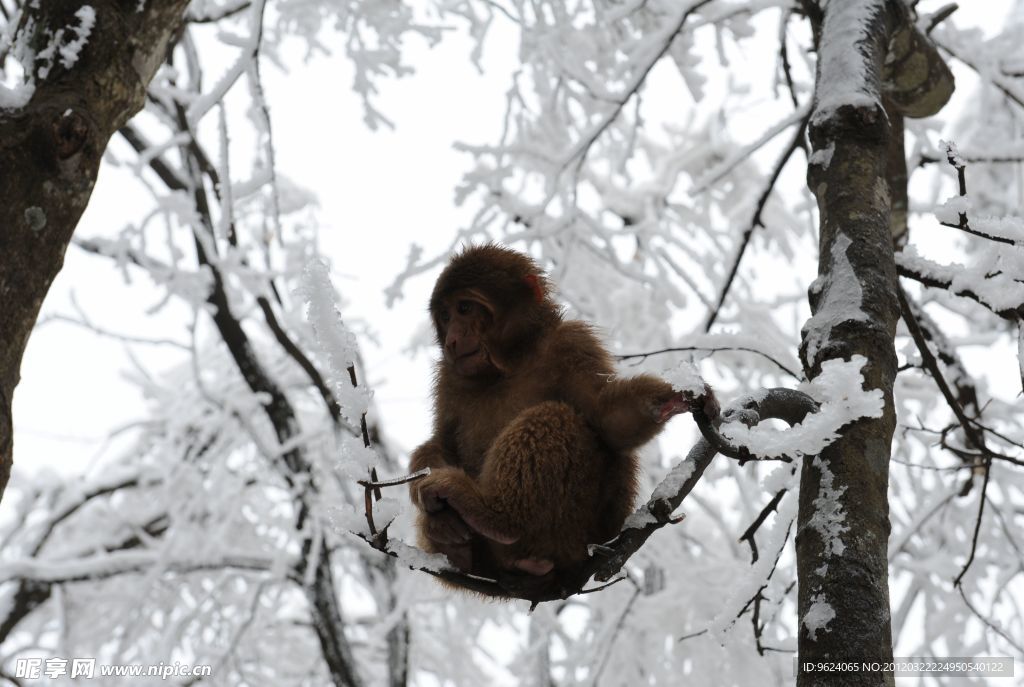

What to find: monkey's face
left=435, top=291, right=499, bottom=378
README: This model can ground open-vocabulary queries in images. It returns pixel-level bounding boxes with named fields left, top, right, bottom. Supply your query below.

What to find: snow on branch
left=801, top=233, right=869, bottom=367
left=187, top=0, right=267, bottom=127
left=298, top=259, right=370, bottom=424
left=52, top=6, right=95, bottom=73
left=0, top=5, right=96, bottom=108
left=810, top=0, right=884, bottom=127
left=719, top=356, right=883, bottom=460
left=896, top=246, right=1024, bottom=314
left=297, top=259, right=379, bottom=478
left=554, top=0, right=715, bottom=172
left=0, top=550, right=276, bottom=585
left=896, top=142, right=1024, bottom=318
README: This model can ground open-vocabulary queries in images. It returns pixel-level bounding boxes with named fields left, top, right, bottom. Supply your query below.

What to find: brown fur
left=410, top=245, right=685, bottom=589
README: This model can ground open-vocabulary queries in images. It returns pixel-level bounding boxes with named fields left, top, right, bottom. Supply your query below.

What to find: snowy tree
left=0, top=0, right=192, bottom=500
left=0, top=1, right=434, bottom=685
left=383, top=0, right=1023, bottom=684
left=1, top=0, right=1023, bottom=686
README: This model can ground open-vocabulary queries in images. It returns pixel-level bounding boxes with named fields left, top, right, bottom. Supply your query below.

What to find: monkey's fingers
left=425, top=508, right=473, bottom=544
left=657, top=393, right=690, bottom=423
left=418, top=479, right=452, bottom=513
left=513, top=558, right=555, bottom=576
left=658, top=384, right=719, bottom=423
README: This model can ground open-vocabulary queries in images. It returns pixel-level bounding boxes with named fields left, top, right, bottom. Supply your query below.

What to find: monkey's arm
left=409, top=438, right=449, bottom=486
left=409, top=437, right=521, bottom=548
left=416, top=468, right=519, bottom=545
left=409, top=438, right=473, bottom=546
left=552, top=323, right=703, bottom=452
left=591, top=375, right=681, bottom=452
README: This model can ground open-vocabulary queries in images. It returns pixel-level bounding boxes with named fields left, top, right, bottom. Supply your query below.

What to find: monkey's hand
left=657, top=383, right=719, bottom=423
left=416, top=468, right=519, bottom=546
left=422, top=507, right=473, bottom=545
left=413, top=506, right=473, bottom=571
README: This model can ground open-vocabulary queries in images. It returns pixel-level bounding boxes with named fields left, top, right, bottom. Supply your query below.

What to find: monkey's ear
left=523, top=274, right=544, bottom=303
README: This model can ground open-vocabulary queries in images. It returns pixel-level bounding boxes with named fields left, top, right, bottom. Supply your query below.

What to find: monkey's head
left=430, top=244, right=560, bottom=378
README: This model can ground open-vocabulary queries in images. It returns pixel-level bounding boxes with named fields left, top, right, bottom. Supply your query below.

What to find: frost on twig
left=897, top=142, right=1024, bottom=322
left=297, top=259, right=368, bottom=424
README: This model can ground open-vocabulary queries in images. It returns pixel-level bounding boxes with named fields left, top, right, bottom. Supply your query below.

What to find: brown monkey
left=409, top=245, right=703, bottom=586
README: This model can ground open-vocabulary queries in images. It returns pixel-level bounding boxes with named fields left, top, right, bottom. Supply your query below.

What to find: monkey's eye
left=456, top=300, right=474, bottom=315
left=438, top=311, right=451, bottom=324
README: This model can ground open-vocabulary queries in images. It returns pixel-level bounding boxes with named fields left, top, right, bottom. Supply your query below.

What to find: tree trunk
left=796, top=2, right=952, bottom=685
left=0, top=0, right=191, bottom=500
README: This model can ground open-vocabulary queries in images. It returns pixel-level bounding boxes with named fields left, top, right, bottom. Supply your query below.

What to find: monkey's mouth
left=454, top=348, right=492, bottom=375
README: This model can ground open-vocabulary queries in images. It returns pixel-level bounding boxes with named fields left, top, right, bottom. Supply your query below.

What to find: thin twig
left=578, top=575, right=627, bottom=595
left=558, top=0, right=715, bottom=174
left=0, top=385, right=11, bottom=459
left=896, top=267, right=1023, bottom=321
left=704, top=112, right=809, bottom=331
left=924, top=3, right=958, bottom=35
left=588, top=584, right=641, bottom=686
left=777, top=10, right=799, bottom=110
left=940, top=142, right=1015, bottom=245
left=739, top=489, right=786, bottom=563
left=920, top=153, right=1024, bottom=165
left=348, top=362, right=384, bottom=543
left=956, top=585, right=1024, bottom=653
left=898, top=286, right=988, bottom=454
left=953, top=456, right=992, bottom=588
left=358, top=469, right=431, bottom=489
left=617, top=345, right=799, bottom=378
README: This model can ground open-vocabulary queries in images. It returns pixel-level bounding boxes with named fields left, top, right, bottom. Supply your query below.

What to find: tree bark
left=796, top=2, right=951, bottom=685
left=0, top=0, right=191, bottom=500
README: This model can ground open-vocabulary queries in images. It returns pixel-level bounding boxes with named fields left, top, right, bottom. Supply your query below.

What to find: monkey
left=408, top=244, right=708, bottom=589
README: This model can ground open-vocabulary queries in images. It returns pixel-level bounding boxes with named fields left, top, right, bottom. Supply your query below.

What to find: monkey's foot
left=438, top=543, right=473, bottom=572
left=514, top=558, right=555, bottom=576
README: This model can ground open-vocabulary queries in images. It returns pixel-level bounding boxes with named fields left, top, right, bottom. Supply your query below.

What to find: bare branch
left=740, top=489, right=786, bottom=562
left=618, top=344, right=800, bottom=379
left=953, top=456, right=992, bottom=588
left=358, top=469, right=431, bottom=489
left=704, top=112, right=809, bottom=331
